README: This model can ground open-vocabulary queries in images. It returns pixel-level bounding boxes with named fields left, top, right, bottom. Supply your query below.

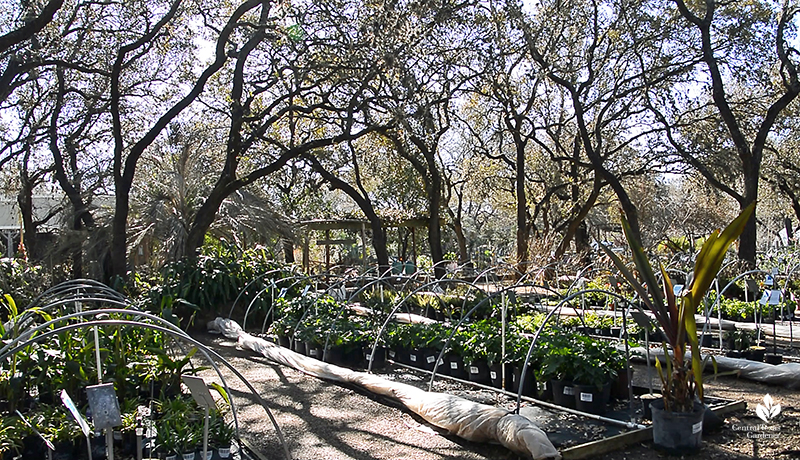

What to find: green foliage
left=602, top=204, right=753, bottom=412
left=143, top=241, right=296, bottom=317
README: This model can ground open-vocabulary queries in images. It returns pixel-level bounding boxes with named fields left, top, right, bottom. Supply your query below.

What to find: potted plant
left=209, top=409, right=235, bottom=459
left=602, top=204, right=752, bottom=452
left=538, top=337, right=580, bottom=409
left=570, top=337, right=620, bottom=414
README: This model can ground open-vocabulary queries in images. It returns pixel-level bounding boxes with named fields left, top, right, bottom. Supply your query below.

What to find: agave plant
left=602, top=204, right=753, bottom=412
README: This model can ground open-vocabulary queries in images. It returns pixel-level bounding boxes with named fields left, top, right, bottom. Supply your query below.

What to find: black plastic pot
left=765, top=353, right=783, bottom=365
left=649, top=331, right=665, bottom=342
left=611, top=367, right=634, bottom=400
left=467, top=360, right=491, bottom=385
left=747, top=346, right=766, bottom=362
left=573, top=383, right=611, bottom=415
left=445, top=354, right=468, bottom=380
left=489, top=363, right=513, bottom=390
left=725, top=350, right=743, bottom=358
left=512, top=366, right=537, bottom=397
left=651, top=399, right=705, bottom=453
left=292, top=340, right=307, bottom=356
left=408, top=349, right=423, bottom=368
left=305, top=341, right=322, bottom=359
left=640, top=393, right=661, bottom=420
left=551, top=379, right=576, bottom=408
left=419, top=348, right=442, bottom=372
left=329, top=345, right=363, bottom=367
left=52, top=441, right=75, bottom=460
left=390, top=348, right=410, bottom=364
left=278, top=335, right=290, bottom=348
left=365, top=347, right=387, bottom=369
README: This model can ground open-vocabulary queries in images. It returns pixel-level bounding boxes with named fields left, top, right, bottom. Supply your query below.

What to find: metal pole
left=93, top=325, right=112, bottom=460
left=93, top=326, right=102, bottom=382
left=501, top=292, right=506, bottom=389
left=106, top=430, right=114, bottom=460
left=203, top=406, right=210, bottom=460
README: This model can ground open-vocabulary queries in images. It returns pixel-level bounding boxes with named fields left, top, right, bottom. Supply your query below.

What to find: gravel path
left=196, top=332, right=519, bottom=460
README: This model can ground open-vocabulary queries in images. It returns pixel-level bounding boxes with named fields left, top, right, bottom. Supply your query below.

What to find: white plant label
left=450, top=362, right=458, bottom=369
left=490, top=371, right=497, bottom=379
left=426, top=356, right=436, bottom=364
left=410, top=354, right=417, bottom=362
left=580, top=392, right=593, bottom=402
left=692, top=421, right=703, bottom=434
left=389, top=351, right=396, bottom=358
left=470, top=366, right=479, bottom=374
left=563, top=386, right=575, bottom=395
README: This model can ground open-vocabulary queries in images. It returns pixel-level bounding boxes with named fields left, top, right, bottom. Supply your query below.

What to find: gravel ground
left=194, top=332, right=800, bottom=460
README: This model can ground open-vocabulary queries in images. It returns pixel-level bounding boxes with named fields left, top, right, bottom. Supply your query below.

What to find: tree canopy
left=1, top=0, right=799, bottom=278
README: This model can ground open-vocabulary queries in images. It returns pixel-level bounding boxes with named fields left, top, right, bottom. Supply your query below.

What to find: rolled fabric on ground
left=208, top=317, right=561, bottom=460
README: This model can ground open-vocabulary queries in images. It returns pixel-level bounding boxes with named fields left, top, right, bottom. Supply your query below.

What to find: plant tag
left=490, top=371, right=497, bottom=379
left=692, top=421, right=703, bottom=434
left=410, top=354, right=417, bottom=362
left=580, top=392, right=593, bottom=402
left=61, top=390, right=93, bottom=436
left=563, top=386, right=575, bottom=396
left=450, top=362, right=458, bottom=369
left=365, top=353, right=372, bottom=360
left=15, top=410, right=55, bottom=451
left=426, top=356, right=436, bottom=364
left=537, top=382, right=546, bottom=391
left=389, top=350, right=396, bottom=358
left=470, top=366, right=479, bottom=374
left=309, top=349, right=317, bottom=357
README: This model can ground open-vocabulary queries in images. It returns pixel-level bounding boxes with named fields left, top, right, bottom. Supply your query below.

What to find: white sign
left=60, top=390, right=92, bottom=437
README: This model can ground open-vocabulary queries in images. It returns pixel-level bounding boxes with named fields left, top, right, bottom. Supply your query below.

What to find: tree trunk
left=283, top=238, right=295, bottom=263
left=453, top=220, right=468, bottom=264
left=429, top=169, right=445, bottom=279
left=109, top=187, right=130, bottom=282
left=17, top=175, right=36, bottom=259
left=553, top=176, right=602, bottom=260
left=515, top=138, right=528, bottom=277
left=738, top=164, right=759, bottom=266
left=185, top=185, right=230, bottom=258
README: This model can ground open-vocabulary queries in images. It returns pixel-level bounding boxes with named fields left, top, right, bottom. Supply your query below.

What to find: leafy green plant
left=0, top=415, right=27, bottom=457
left=602, top=203, right=753, bottom=412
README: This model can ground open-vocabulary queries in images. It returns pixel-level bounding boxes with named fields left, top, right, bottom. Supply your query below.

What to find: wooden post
left=361, top=223, right=367, bottom=270
left=325, top=229, right=331, bottom=271
left=411, top=227, right=416, bottom=265
left=303, top=229, right=310, bottom=272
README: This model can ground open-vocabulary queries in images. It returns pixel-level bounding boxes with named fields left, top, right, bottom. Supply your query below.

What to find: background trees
left=2, top=0, right=800, bottom=279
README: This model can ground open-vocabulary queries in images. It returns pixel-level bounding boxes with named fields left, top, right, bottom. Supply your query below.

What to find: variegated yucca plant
left=602, top=204, right=754, bottom=412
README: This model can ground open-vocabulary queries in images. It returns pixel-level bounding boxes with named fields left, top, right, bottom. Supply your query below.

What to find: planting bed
left=197, top=331, right=798, bottom=460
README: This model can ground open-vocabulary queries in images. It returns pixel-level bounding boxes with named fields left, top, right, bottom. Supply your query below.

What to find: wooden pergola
left=297, top=218, right=430, bottom=272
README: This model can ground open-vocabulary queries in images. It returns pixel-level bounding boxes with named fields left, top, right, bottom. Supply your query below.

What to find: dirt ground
left=195, top=332, right=800, bottom=460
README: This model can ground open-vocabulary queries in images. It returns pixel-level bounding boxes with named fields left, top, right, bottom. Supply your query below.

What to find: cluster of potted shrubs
left=0, top=306, right=235, bottom=460
left=266, top=293, right=628, bottom=416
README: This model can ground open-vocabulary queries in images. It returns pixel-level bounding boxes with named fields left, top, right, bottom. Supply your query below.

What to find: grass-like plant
left=602, top=204, right=753, bottom=412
